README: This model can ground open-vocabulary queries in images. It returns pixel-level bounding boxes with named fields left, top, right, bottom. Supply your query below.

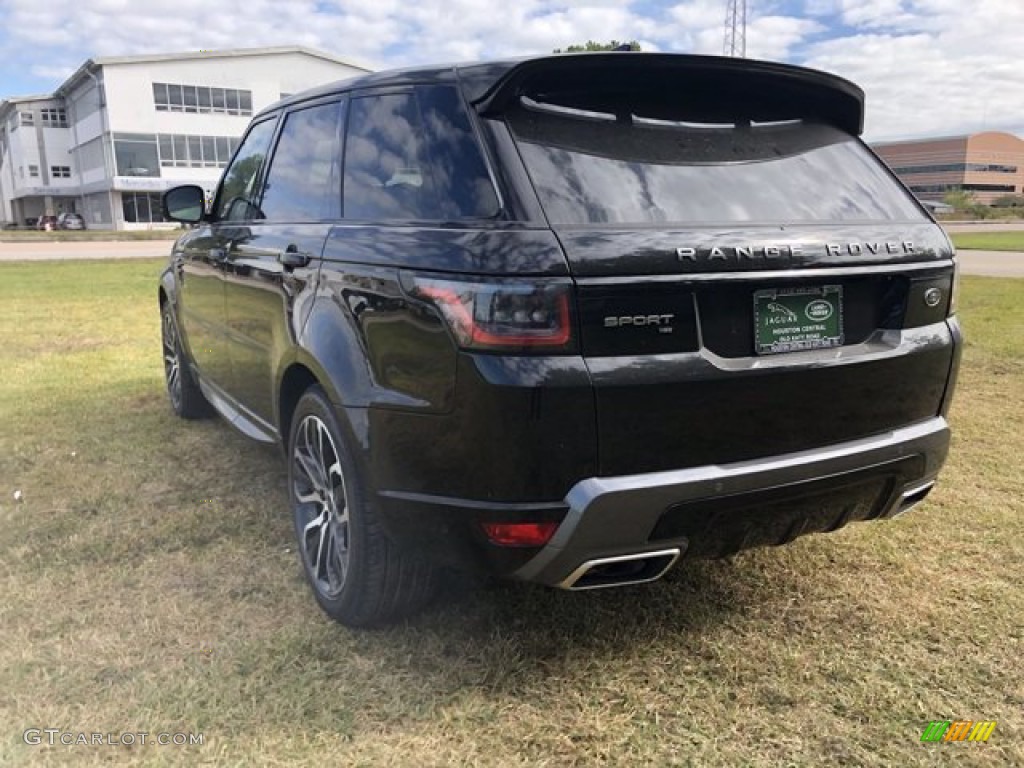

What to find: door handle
left=279, top=244, right=311, bottom=269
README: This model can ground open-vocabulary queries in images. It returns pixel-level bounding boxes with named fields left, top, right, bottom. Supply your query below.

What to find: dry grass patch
left=0, top=260, right=1021, bottom=766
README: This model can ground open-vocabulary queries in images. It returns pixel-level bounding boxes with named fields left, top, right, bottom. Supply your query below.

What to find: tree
left=554, top=40, right=641, bottom=53
left=219, top=153, right=265, bottom=215
left=991, top=194, right=1024, bottom=208
left=942, top=187, right=977, bottom=212
left=942, top=187, right=991, bottom=219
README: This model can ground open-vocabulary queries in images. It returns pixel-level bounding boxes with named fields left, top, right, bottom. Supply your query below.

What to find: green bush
left=992, top=194, right=1024, bottom=209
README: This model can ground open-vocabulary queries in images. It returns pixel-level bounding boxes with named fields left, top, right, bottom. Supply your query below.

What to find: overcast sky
left=0, top=0, right=1020, bottom=141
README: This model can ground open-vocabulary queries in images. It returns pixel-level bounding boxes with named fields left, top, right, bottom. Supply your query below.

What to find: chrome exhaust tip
left=892, top=480, right=935, bottom=518
left=558, top=548, right=683, bottom=591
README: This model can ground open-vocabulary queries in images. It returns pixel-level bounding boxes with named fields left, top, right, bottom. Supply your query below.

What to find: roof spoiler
left=460, top=54, right=865, bottom=136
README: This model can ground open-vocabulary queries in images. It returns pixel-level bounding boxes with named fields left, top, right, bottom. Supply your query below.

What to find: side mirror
left=162, top=185, right=207, bottom=224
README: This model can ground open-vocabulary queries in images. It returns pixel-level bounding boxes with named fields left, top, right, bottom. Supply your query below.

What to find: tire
left=161, top=300, right=209, bottom=419
left=288, top=386, right=437, bottom=627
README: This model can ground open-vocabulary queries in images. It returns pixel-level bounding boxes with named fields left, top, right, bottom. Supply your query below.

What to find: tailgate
left=565, top=225, right=956, bottom=475
left=491, top=52, right=959, bottom=475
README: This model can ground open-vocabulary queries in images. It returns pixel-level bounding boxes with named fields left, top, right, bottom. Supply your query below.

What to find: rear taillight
left=403, top=273, right=575, bottom=353
left=481, top=521, right=559, bottom=547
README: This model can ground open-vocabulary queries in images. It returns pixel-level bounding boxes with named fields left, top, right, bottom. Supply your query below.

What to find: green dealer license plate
left=753, top=285, right=844, bottom=355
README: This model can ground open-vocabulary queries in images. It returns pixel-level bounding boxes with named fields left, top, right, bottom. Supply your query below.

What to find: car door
left=223, top=99, right=343, bottom=429
left=179, top=117, right=277, bottom=392
left=176, top=213, right=229, bottom=389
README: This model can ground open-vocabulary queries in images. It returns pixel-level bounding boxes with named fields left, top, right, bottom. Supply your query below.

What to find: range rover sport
left=158, top=53, right=960, bottom=626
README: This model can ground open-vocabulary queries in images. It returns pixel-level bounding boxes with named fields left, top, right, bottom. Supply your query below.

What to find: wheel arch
left=275, top=349, right=361, bottom=456
left=278, top=361, right=321, bottom=453
left=158, top=267, right=176, bottom=307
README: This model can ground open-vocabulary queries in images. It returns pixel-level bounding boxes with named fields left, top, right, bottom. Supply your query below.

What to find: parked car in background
left=158, top=53, right=961, bottom=627
left=920, top=200, right=954, bottom=215
left=57, top=212, right=86, bottom=230
left=36, top=215, right=58, bottom=231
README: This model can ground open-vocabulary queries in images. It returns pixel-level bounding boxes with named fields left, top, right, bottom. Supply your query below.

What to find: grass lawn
left=1, top=261, right=1021, bottom=767
left=950, top=231, right=1024, bottom=252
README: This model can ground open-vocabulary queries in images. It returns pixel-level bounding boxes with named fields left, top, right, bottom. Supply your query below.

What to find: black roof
left=261, top=62, right=465, bottom=115
left=261, top=53, right=866, bottom=135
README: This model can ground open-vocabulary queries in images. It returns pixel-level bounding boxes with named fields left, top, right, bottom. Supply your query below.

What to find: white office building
left=0, top=47, right=370, bottom=229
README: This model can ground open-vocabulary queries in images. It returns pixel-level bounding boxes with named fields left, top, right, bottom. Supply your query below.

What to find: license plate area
left=753, top=285, right=844, bottom=355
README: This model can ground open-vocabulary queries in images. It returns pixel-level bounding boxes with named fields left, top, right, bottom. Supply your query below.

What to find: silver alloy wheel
left=292, top=415, right=350, bottom=597
left=161, top=307, right=182, bottom=411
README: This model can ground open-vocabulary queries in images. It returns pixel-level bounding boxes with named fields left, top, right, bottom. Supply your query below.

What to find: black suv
left=159, top=54, right=960, bottom=626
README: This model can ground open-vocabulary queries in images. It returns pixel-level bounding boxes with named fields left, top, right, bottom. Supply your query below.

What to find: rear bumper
left=514, top=416, right=950, bottom=589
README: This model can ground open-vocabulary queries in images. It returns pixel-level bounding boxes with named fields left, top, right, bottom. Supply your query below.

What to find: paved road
left=2, top=240, right=1021, bottom=276
left=956, top=250, right=1024, bottom=277
left=0, top=240, right=172, bottom=261
left=942, top=221, right=1024, bottom=233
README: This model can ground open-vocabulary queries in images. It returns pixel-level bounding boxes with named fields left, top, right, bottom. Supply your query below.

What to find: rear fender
left=299, top=264, right=459, bottom=414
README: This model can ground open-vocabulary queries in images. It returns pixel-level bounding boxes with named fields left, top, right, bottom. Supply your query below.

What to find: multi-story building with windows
left=872, top=131, right=1024, bottom=205
left=0, top=47, right=369, bottom=229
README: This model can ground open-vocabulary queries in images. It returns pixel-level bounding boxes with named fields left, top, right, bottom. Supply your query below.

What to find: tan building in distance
left=872, top=131, right=1024, bottom=205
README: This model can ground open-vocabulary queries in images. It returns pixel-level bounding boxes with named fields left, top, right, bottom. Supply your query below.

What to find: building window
left=968, top=163, right=1017, bottom=174
left=51, top=165, right=72, bottom=178
left=892, top=162, right=1018, bottom=175
left=910, top=183, right=1016, bottom=194
left=183, top=85, right=199, bottom=112
left=19, top=111, right=34, bottom=126
left=963, top=183, right=1016, bottom=192
left=28, top=164, right=39, bottom=177
left=40, top=108, right=68, bottom=128
left=113, top=133, right=160, bottom=177
left=152, top=82, right=253, bottom=116
left=122, top=192, right=168, bottom=223
left=77, top=136, right=106, bottom=173
left=156, top=132, right=240, bottom=168
left=187, top=136, right=201, bottom=166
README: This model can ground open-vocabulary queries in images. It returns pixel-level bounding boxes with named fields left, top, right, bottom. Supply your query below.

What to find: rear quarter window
left=343, top=85, right=499, bottom=221
left=510, top=108, right=924, bottom=225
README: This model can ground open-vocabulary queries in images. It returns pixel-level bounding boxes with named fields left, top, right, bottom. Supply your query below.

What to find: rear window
left=509, top=106, right=924, bottom=225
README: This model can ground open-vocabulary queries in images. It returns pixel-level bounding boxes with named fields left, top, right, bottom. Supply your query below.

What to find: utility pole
left=723, top=0, right=747, bottom=58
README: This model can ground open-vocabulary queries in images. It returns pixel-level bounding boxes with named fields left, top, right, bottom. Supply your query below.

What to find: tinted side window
left=260, top=102, right=342, bottom=221
left=343, top=86, right=498, bottom=221
left=216, top=118, right=276, bottom=221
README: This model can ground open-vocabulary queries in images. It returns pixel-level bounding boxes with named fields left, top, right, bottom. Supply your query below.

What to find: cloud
left=747, top=16, right=824, bottom=60
left=804, top=0, right=1024, bottom=138
left=836, top=0, right=922, bottom=30
left=667, top=3, right=825, bottom=63
left=0, top=0, right=1020, bottom=140
left=30, top=65, right=77, bottom=82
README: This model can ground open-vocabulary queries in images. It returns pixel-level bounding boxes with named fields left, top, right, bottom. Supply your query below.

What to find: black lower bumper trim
left=515, top=417, right=950, bottom=587
left=650, top=456, right=922, bottom=559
